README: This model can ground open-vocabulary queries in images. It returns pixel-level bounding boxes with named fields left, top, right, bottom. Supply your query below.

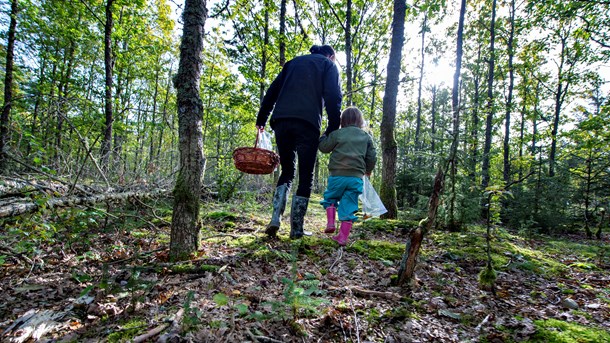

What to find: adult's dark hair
left=309, top=44, right=335, bottom=58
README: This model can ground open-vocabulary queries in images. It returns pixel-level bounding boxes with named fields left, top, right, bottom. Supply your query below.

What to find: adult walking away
left=256, top=45, right=342, bottom=239
left=319, top=107, right=377, bottom=246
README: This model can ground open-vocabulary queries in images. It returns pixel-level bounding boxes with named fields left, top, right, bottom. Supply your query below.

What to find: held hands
left=256, top=125, right=265, bottom=131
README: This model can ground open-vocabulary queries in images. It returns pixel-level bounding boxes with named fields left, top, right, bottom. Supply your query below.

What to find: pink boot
left=332, top=221, right=353, bottom=246
left=324, top=205, right=336, bottom=233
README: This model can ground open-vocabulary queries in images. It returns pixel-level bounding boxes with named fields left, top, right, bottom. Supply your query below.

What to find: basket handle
left=254, top=129, right=261, bottom=148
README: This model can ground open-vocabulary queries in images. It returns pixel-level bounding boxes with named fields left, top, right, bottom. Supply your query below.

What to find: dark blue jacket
left=256, top=53, right=342, bottom=135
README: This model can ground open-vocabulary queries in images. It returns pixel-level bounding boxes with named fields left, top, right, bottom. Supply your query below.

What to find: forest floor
left=0, top=193, right=609, bottom=342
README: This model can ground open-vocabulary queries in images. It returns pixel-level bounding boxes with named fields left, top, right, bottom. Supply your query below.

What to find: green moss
left=478, top=265, right=497, bottom=287
left=205, top=211, right=237, bottom=221
left=173, top=175, right=199, bottom=215
left=384, top=306, right=418, bottom=321
left=156, top=233, right=170, bottom=245
left=430, top=226, right=573, bottom=277
left=201, top=264, right=220, bottom=272
left=251, top=245, right=292, bottom=261
left=107, top=318, right=146, bottom=342
left=530, top=319, right=610, bottom=343
left=170, top=263, right=196, bottom=273
left=568, top=262, right=599, bottom=270
left=349, top=240, right=404, bottom=261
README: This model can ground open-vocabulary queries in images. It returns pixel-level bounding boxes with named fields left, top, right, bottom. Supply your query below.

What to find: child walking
left=318, top=107, right=377, bottom=246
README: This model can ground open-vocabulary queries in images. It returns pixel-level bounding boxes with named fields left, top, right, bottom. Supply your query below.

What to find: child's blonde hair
left=340, top=106, right=365, bottom=128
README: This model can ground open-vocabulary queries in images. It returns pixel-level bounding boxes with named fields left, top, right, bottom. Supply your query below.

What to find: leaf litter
left=0, top=199, right=608, bottom=342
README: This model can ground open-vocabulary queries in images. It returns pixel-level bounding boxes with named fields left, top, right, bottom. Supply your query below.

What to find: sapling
left=479, top=186, right=509, bottom=294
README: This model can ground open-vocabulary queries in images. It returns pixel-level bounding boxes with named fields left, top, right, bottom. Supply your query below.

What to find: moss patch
left=107, top=318, right=146, bottom=342
left=349, top=240, right=404, bottom=261
left=530, top=318, right=610, bottom=343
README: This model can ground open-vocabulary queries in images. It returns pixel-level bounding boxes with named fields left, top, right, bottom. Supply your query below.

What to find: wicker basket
left=233, top=131, right=280, bottom=174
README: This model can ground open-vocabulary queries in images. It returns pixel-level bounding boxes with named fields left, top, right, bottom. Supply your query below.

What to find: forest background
left=0, top=0, right=609, bottom=341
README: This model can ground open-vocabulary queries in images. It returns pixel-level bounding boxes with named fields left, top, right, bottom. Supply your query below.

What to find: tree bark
left=503, top=0, right=516, bottom=185
left=448, top=0, right=466, bottom=229
left=0, top=0, right=18, bottom=170
left=414, top=12, right=427, bottom=163
left=468, top=46, right=482, bottom=183
left=100, top=0, right=115, bottom=171
left=279, top=0, right=287, bottom=67
left=170, top=0, right=207, bottom=261
left=345, top=0, right=353, bottom=105
left=430, top=85, right=437, bottom=153
left=259, top=0, right=269, bottom=104
left=379, top=0, right=406, bottom=219
left=481, top=0, right=498, bottom=190
left=397, top=167, right=444, bottom=286
left=549, top=35, right=569, bottom=177
left=0, top=190, right=167, bottom=219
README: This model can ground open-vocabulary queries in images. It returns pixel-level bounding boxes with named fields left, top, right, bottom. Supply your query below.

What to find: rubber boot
left=332, top=221, right=353, bottom=246
left=265, top=184, right=289, bottom=238
left=324, top=205, right=336, bottom=234
left=290, top=196, right=312, bottom=239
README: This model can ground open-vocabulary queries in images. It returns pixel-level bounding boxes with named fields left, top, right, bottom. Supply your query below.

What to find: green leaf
left=80, top=284, right=95, bottom=297
left=213, top=293, right=229, bottom=306
left=234, top=303, right=249, bottom=316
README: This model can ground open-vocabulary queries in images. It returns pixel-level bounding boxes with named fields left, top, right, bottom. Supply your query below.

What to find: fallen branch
left=329, top=247, right=343, bottom=270
left=3, top=309, right=69, bottom=343
left=157, top=308, right=184, bottom=343
left=475, top=313, right=492, bottom=332
left=247, top=330, right=284, bottom=343
left=107, top=247, right=166, bottom=265
left=0, top=245, right=33, bottom=265
left=5, top=153, right=93, bottom=195
left=132, top=323, right=169, bottom=343
left=0, top=189, right=168, bottom=219
left=347, top=288, right=361, bottom=343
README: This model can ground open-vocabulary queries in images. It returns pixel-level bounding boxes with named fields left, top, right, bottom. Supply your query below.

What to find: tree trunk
left=55, top=38, right=77, bottom=170
left=397, top=167, right=444, bottom=286
left=170, top=0, right=207, bottom=261
left=584, top=154, right=592, bottom=238
left=503, top=0, right=516, bottom=185
left=147, top=63, right=161, bottom=171
left=259, top=0, right=269, bottom=104
left=379, top=0, right=406, bottom=219
left=448, top=0, right=466, bottom=229
left=100, top=0, right=115, bottom=171
left=549, top=35, right=568, bottom=178
left=468, top=46, right=482, bottom=183
left=414, top=12, right=427, bottom=163
left=518, top=83, right=527, bottom=180
left=156, top=64, right=174, bottom=161
left=481, top=0, right=497, bottom=190
left=0, top=0, right=18, bottom=170
left=430, top=85, right=437, bottom=153
left=531, top=82, right=540, bottom=157
left=345, top=0, right=353, bottom=105
left=279, top=0, right=287, bottom=67
left=27, top=56, right=47, bottom=157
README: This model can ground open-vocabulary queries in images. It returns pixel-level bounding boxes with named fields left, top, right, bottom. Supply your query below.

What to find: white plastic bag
left=359, top=176, right=387, bottom=219
left=257, top=130, right=273, bottom=151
